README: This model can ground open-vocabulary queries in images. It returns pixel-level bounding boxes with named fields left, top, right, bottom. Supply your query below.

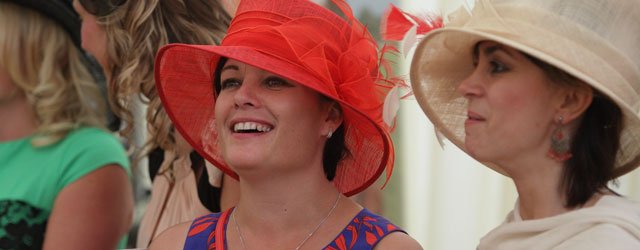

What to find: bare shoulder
left=374, top=231, right=423, bottom=250
left=44, top=164, right=133, bottom=250
left=148, top=221, right=192, bottom=250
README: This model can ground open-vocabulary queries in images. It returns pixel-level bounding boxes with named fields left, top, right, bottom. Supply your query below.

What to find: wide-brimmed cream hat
left=410, top=0, right=640, bottom=177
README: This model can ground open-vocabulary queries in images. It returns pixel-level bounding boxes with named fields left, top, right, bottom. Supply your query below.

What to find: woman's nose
left=456, top=68, right=483, bottom=98
left=233, top=78, right=261, bottom=109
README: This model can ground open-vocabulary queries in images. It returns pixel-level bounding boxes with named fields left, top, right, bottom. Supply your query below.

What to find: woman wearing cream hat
left=404, top=0, right=640, bottom=248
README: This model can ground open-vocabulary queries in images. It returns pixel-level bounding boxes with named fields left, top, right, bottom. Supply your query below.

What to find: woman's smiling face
left=214, top=59, right=335, bottom=174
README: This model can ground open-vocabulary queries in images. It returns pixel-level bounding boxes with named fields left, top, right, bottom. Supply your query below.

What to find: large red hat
left=155, top=0, right=400, bottom=196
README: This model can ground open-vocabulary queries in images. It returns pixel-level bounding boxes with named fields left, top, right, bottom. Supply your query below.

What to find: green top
left=0, top=127, right=130, bottom=249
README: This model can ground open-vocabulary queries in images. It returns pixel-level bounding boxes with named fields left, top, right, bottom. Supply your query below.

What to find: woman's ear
left=323, top=102, right=343, bottom=136
left=557, top=83, right=593, bottom=123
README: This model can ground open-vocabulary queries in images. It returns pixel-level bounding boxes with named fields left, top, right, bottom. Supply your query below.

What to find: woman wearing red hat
left=149, top=0, right=422, bottom=249
left=0, top=0, right=132, bottom=249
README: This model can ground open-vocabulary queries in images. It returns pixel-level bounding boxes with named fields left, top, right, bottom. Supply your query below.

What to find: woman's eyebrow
left=483, top=44, right=515, bottom=58
left=221, top=65, right=239, bottom=72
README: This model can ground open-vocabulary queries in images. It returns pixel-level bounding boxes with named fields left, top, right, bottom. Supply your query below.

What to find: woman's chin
left=223, top=154, right=268, bottom=171
left=225, top=159, right=258, bottom=169
left=464, top=140, right=477, bottom=155
left=465, top=141, right=488, bottom=162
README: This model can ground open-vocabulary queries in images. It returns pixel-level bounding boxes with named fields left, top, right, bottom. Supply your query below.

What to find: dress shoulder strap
left=325, top=209, right=406, bottom=250
left=183, top=208, right=232, bottom=250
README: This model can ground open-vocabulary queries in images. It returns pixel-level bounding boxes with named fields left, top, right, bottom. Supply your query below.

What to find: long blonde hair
left=0, top=2, right=105, bottom=146
left=97, top=0, right=230, bottom=154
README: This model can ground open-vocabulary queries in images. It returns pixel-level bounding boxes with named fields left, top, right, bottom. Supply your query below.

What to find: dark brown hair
left=526, top=55, right=623, bottom=208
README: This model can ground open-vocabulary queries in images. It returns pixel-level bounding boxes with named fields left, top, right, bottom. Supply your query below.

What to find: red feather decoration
left=381, top=4, right=443, bottom=42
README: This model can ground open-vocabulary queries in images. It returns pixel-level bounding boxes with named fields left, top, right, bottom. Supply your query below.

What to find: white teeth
left=233, top=122, right=272, bottom=132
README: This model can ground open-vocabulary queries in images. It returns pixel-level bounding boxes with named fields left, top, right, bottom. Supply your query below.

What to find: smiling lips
left=232, top=121, right=273, bottom=133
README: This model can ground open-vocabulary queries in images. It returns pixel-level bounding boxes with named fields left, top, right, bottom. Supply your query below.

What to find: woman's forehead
left=221, top=59, right=290, bottom=80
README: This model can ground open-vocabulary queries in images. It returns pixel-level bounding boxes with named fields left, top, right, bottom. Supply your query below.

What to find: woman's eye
left=264, top=77, right=291, bottom=89
left=220, top=78, right=241, bottom=90
left=489, top=60, right=508, bottom=73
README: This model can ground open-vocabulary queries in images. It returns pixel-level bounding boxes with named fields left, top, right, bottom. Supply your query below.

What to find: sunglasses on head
left=78, top=0, right=126, bottom=16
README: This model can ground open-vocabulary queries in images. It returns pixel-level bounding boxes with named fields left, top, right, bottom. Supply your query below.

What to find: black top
left=147, top=148, right=221, bottom=213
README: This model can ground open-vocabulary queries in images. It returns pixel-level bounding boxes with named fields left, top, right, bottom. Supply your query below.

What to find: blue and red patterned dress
left=184, top=208, right=405, bottom=250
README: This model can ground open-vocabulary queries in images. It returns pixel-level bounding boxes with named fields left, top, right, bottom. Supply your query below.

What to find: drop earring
left=547, top=116, right=573, bottom=162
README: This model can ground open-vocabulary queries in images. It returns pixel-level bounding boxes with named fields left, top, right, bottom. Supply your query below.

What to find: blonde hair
left=0, top=2, right=106, bottom=146
left=97, top=0, right=229, bottom=155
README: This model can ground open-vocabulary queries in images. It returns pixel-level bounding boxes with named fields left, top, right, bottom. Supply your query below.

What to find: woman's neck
left=228, top=168, right=356, bottom=250
left=506, top=152, right=609, bottom=220
left=505, top=156, right=570, bottom=220
left=0, top=93, right=38, bottom=141
left=514, top=180, right=569, bottom=220
left=236, top=171, right=340, bottom=227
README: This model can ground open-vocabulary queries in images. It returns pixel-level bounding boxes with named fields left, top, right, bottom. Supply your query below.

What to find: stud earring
left=327, top=129, right=333, bottom=139
left=547, top=116, right=573, bottom=162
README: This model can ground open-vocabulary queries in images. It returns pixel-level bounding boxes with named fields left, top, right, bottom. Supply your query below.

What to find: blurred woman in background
left=72, top=0, right=238, bottom=247
left=0, top=1, right=132, bottom=249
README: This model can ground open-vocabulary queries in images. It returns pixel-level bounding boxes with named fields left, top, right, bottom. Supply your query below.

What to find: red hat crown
left=222, top=0, right=397, bottom=131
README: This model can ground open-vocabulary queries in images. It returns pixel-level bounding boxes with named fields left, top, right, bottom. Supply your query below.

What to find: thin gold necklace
left=232, top=193, right=341, bottom=250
